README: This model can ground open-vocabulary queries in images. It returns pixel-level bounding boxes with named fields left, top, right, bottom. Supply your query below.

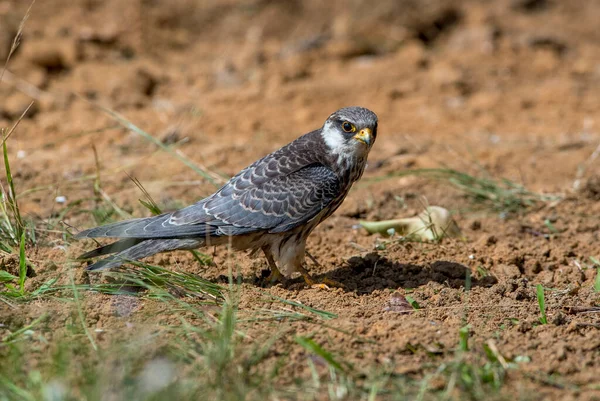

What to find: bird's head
left=321, top=107, right=378, bottom=159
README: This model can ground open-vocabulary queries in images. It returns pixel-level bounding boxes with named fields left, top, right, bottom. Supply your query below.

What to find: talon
left=262, top=268, right=282, bottom=285
left=320, top=277, right=344, bottom=289
left=311, top=283, right=330, bottom=290
left=300, top=270, right=344, bottom=290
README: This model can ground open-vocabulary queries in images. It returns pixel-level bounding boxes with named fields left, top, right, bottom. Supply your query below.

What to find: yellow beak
left=354, top=128, right=373, bottom=147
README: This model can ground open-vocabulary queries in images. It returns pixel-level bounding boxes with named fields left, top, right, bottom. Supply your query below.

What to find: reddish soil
left=2, top=0, right=600, bottom=399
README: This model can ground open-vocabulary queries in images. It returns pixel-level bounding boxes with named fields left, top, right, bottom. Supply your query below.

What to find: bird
left=75, top=106, right=378, bottom=287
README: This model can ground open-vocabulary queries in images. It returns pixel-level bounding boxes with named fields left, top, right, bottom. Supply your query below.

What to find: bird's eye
left=341, top=121, right=355, bottom=133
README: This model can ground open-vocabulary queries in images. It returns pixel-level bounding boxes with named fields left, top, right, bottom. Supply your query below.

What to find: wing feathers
left=77, top=130, right=345, bottom=268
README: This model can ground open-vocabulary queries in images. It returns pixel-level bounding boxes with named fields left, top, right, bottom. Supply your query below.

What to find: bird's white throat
left=321, top=120, right=368, bottom=165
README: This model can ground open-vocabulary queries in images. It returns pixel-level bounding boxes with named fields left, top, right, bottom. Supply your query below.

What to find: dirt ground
left=2, top=0, right=600, bottom=399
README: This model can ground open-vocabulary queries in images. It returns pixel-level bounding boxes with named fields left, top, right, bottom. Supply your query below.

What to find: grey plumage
left=76, top=106, right=378, bottom=277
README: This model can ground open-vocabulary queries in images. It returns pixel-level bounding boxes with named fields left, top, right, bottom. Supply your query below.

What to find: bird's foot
left=259, top=268, right=284, bottom=287
left=301, top=272, right=344, bottom=290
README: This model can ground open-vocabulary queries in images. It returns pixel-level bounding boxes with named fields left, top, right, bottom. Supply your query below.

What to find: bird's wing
left=76, top=130, right=340, bottom=239
left=197, top=163, right=340, bottom=234
left=75, top=164, right=339, bottom=239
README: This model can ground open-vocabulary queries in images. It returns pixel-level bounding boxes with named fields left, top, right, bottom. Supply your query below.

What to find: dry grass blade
left=260, top=292, right=338, bottom=320
left=365, top=168, right=559, bottom=214
left=0, top=0, right=35, bottom=84
left=125, top=261, right=224, bottom=301
left=0, top=102, right=35, bottom=147
left=81, top=98, right=225, bottom=187
left=129, top=175, right=213, bottom=266
left=128, top=174, right=162, bottom=215
left=2, top=130, right=25, bottom=245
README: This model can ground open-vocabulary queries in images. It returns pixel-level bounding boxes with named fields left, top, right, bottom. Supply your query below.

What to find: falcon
left=76, top=106, right=378, bottom=286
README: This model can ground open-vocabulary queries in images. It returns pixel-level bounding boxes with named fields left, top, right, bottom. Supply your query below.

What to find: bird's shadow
left=320, top=252, right=497, bottom=294
left=219, top=252, right=497, bottom=294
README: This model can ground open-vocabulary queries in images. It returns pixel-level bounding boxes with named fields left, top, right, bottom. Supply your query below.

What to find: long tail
left=81, top=238, right=202, bottom=271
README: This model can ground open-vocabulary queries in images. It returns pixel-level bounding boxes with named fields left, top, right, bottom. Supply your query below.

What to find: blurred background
left=2, top=0, right=600, bottom=215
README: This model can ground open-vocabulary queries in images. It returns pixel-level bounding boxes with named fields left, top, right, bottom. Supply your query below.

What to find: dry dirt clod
left=580, top=175, right=600, bottom=201
left=21, top=38, right=78, bottom=73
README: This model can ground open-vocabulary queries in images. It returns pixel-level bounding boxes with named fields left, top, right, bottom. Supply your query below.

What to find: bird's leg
left=261, top=247, right=283, bottom=284
left=296, top=264, right=344, bottom=289
left=305, top=250, right=322, bottom=268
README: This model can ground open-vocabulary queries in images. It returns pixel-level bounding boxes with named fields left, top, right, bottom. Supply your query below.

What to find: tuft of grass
left=441, top=355, right=507, bottom=398
left=125, top=261, right=224, bottom=301
left=0, top=286, right=258, bottom=401
left=0, top=2, right=37, bottom=300
left=536, top=284, right=547, bottom=325
left=364, top=168, right=559, bottom=215
left=55, top=262, right=224, bottom=302
left=1, top=131, right=25, bottom=248
left=1, top=131, right=35, bottom=299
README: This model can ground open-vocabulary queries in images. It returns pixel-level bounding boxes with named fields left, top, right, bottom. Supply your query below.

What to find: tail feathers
left=74, top=212, right=218, bottom=240
left=85, top=238, right=201, bottom=271
left=78, top=238, right=145, bottom=259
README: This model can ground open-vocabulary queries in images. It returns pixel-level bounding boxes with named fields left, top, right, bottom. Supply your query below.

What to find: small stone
left=486, top=236, right=498, bottom=246
left=383, top=291, right=413, bottom=313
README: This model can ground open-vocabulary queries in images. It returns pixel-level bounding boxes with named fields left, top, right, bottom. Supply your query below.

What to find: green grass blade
left=1, top=314, right=45, bottom=344
left=126, top=261, right=224, bottom=301
left=591, top=256, right=600, bottom=293
left=459, top=325, right=470, bottom=352
left=18, top=231, right=26, bottom=295
left=0, top=375, right=36, bottom=401
left=295, top=336, right=344, bottom=372
left=2, top=135, right=24, bottom=243
left=405, top=295, right=420, bottom=310
left=265, top=293, right=338, bottom=320
left=0, top=270, right=18, bottom=282
left=536, top=284, right=547, bottom=324
left=138, top=199, right=162, bottom=216
left=70, top=271, right=98, bottom=351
